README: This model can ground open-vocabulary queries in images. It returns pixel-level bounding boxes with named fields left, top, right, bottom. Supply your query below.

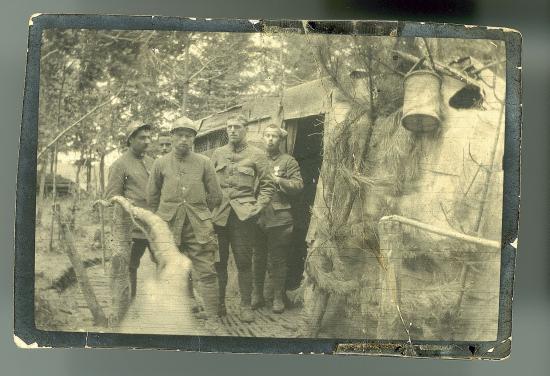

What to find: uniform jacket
left=258, top=151, right=304, bottom=228
left=105, top=150, right=154, bottom=239
left=210, top=141, right=275, bottom=226
left=147, top=151, right=222, bottom=245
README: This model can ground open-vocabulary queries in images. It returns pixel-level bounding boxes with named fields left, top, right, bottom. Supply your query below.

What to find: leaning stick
left=56, top=209, right=108, bottom=326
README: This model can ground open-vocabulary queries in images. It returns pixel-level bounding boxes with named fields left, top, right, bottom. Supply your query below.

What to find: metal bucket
left=401, top=70, right=442, bottom=133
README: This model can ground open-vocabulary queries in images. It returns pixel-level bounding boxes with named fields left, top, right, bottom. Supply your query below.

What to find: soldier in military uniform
left=105, top=122, right=155, bottom=302
left=211, top=115, right=275, bottom=323
left=157, top=131, right=172, bottom=155
left=252, top=124, right=304, bottom=313
left=147, top=116, right=222, bottom=322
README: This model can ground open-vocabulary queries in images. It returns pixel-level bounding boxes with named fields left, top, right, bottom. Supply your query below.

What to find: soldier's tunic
left=254, top=151, right=304, bottom=300
left=105, top=149, right=155, bottom=299
left=147, top=151, right=223, bottom=317
left=211, top=141, right=275, bottom=306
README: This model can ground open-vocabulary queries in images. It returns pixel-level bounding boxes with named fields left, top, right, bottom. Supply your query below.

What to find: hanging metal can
left=401, top=70, right=442, bottom=133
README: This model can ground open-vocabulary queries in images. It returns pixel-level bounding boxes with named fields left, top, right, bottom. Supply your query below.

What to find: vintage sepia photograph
left=25, top=18, right=515, bottom=352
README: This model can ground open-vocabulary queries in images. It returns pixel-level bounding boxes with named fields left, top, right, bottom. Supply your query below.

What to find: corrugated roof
left=196, top=78, right=334, bottom=137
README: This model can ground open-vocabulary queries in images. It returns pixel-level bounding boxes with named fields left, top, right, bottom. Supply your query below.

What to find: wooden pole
left=454, top=101, right=506, bottom=317
left=376, top=218, right=408, bottom=341
left=473, top=102, right=506, bottom=233
left=56, top=209, right=108, bottom=326
left=379, top=215, right=500, bottom=249
left=48, top=144, right=58, bottom=252
left=98, top=153, right=106, bottom=271
left=421, top=37, right=436, bottom=71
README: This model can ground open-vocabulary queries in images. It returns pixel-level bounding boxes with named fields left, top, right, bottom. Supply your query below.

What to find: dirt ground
left=34, top=195, right=304, bottom=337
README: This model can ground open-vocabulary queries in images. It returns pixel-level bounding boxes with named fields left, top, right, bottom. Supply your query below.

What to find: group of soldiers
left=105, top=114, right=304, bottom=328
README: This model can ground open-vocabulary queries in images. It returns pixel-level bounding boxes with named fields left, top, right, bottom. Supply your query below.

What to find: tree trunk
left=47, top=61, right=67, bottom=251
left=99, top=153, right=106, bottom=197
left=276, top=42, right=286, bottom=127
left=181, top=37, right=191, bottom=114
left=75, top=163, right=82, bottom=202
left=36, top=154, right=50, bottom=226
left=48, top=144, right=58, bottom=252
left=85, top=156, right=92, bottom=193
left=49, top=149, right=55, bottom=177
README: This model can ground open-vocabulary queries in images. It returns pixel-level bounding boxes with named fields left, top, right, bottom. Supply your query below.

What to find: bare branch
left=40, top=48, right=60, bottom=62
left=37, top=85, right=125, bottom=159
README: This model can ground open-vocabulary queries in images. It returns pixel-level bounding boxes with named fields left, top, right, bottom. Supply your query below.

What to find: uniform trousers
left=253, top=224, right=293, bottom=298
left=215, top=211, right=259, bottom=306
left=176, top=216, right=220, bottom=317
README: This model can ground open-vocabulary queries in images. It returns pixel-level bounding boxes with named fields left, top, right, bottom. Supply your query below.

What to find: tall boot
left=217, top=286, right=227, bottom=317
left=251, top=283, right=265, bottom=310
left=272, top=289, right=285, bottom=314
left=215, top=261, right=228, bottom=317
left=129, top=268, right=138, bottom=299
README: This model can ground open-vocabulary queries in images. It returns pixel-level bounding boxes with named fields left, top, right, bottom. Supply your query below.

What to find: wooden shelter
left=194, top=60, right=505, bottom=341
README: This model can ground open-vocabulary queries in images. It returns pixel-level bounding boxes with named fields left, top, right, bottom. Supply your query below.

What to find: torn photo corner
left=15, top=14, right=521, bottom=359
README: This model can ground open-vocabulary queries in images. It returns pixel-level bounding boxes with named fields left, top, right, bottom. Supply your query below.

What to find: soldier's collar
left=229, top=141, right=248, bottom=153
left=267, top=150, right=281, bottom=160
left=128, top=149, right=145, bottom=159
left=172, top=150, right=191, bottom=161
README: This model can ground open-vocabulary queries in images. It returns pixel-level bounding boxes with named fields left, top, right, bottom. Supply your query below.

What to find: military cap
left=170, top=115, right=198, bottom=135
left=126, top=122, right=152, bottom=146
left=226, top=114, right=249, bottom=127
left=264, top=124, right=288, bottom=138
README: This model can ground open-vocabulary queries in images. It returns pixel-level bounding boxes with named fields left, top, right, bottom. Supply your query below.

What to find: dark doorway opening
left=285, top=115, right=324, bottom=290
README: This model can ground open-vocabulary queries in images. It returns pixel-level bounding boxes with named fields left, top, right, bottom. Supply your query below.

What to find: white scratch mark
left=85, top=332, right=90, bottom=348
left=511, top=238, right=518, bottom=249
left=487, top=26, right=521, bottom=34
left=487, top=347, right=494, bottom=353
left=302, top=20, right=309, bottom=34
left=14, top=335, right=40, bottom=349
left=249, top=19, right=260, bottom=25
left=29, top=13, right=42, bottom=26
left=205, top=18, right=212, bottom=21
left=189, top=17, right=197, bottom=20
